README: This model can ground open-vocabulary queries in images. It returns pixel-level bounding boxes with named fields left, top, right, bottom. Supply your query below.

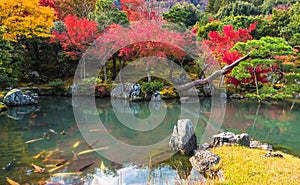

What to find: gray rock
left=198, top=143, right=211, bottom=151
left=151, top=91, right=162, bottom=101
left=250, top=140, right=272, bottom=150
left=213, top=132, right=236, bottom=147
left=110, top=83, right=141, bottom=99
left=4, top=89, right=38, bottom=106
left=169, top=119, right=197, bottom=155
left=213, top=132, right=250, bottom=147
left=189, top=150, right=221, bottom=174
left=236, top=133, right=250, bottom=147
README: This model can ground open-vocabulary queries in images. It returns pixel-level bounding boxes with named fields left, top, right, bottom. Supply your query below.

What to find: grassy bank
left=211, top=146, right=300, bottom=185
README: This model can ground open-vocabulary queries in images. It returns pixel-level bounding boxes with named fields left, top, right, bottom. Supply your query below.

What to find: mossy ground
left=210, top=146, right=300, bottom=185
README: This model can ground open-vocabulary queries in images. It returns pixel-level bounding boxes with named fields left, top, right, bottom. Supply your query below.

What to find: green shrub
left=141, top=81, right=164, bottom=94
left=47, top=80, right=65, bottom=91
left=281, top=63, right=295, bottom=72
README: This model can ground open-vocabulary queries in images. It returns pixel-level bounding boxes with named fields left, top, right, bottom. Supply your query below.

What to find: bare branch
left=177, top=51, right=252, bottom=92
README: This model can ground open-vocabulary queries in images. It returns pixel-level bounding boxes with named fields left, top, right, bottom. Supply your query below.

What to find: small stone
left=151, top=91, right=162, bottom=101
left=189, top=150, right=221, bottom=174
left=212, top=132, right=236, bottom=147
left=236, top=133, right=250, bottom=147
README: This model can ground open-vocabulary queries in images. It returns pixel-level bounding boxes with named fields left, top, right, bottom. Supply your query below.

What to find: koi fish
left=45, top=164, right=56, bottom=168
left=73, top=141, right=80, bottom=148
left=51, top=172, right=82, bottom=177
left=33, top=150, right=46, bottom=159
left=6, top=177, right=20, bottom=185
left=31, top=163, right=45, bottom=173
left=78, top=161, right=95, bottom=172
left=48, top=162, right=70, bottom=173
left=25, top=138, right=44, bottom=144
left=3, top=158, right=15, bottom=170
left=55, top=159, right=68, bottom=167
left=49, top=129, right=58, bottom=134
left=77, top=147, right=109, bottom=156
left=100, top=161, right=106, bottom=172
left=43, top=149, right=59, bottom=162
left=31, top=114, right=38, bottom=119
left=89, top=129, right=112, bottom=132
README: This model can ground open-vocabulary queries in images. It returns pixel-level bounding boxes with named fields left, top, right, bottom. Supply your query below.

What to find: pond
left=0, top=96, right=299, bottom=184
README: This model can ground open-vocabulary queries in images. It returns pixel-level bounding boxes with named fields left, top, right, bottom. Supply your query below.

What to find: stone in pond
left=169, top=119, right=197, bottom=155
left=151, top=91, right=161, bottom=101
left=4, top=89, right=38, bottom=106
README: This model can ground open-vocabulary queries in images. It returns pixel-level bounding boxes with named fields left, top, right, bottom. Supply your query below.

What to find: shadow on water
left=0, top=96, right=299, bottom=184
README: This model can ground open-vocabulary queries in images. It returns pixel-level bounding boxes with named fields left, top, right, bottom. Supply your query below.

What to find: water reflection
left=0, top=97, right=299, bottom=184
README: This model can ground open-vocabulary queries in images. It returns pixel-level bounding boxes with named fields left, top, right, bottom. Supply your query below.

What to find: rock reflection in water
left=87, top=165, right=203, bottom=185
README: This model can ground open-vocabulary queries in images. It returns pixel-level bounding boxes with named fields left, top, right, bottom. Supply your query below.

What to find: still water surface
left=0, top=97, right=299, bottom=184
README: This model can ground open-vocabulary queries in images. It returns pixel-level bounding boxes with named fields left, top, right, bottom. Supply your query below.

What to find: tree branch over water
left=177, top=51, right=252, bottom=92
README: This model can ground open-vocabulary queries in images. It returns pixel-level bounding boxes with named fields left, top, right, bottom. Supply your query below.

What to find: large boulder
left=4, top=89, right=38, bottom=106
left=189, top=150, right=221, bottom=174
left=110, top=83, right=141, bottom=99
left=169, top=119, right=197, bottom=155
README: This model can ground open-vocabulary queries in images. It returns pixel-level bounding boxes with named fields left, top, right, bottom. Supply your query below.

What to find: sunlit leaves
left=0, top=0, right=56, bottom=41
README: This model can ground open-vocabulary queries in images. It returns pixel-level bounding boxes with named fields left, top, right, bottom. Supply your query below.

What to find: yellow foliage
left=159, top=87, right=178, bottom=99
left=0, top=0, right=56, bottom=41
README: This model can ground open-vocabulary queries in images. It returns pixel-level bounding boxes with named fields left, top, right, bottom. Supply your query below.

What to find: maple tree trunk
left=177, top=52, right=252, bottom=92
left=254, top=68, right=259, bottom=95
left=112, top=56, right=117, bottom=78
left=103, top=65, right=107, bottom=82
left=169, top=61, right=173, bottom=80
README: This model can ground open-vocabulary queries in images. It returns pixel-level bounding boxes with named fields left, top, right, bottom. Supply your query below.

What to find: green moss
left=211, top=146, right=300, bottom=185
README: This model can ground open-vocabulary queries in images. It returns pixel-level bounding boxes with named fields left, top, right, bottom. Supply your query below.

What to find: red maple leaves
left=52, top=14, right=99, bottom=60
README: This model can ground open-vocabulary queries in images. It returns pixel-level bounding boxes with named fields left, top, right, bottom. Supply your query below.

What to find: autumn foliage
left=203, top=23, right=261, bottom=86
left=0, top=0, right=56, bottom=41
left=96, top=22, right=196, bottom=62
left=52, top=14, right=99, bottom=60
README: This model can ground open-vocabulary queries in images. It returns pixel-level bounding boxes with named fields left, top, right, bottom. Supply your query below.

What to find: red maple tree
left=52, top=14, right=99, bottom=60
left=203, top=23, right=267, bottom=86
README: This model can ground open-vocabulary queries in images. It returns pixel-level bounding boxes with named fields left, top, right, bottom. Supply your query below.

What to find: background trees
left=0, top=0, right=298, bottom=98
left=162, top=2, right=203, bottom=28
